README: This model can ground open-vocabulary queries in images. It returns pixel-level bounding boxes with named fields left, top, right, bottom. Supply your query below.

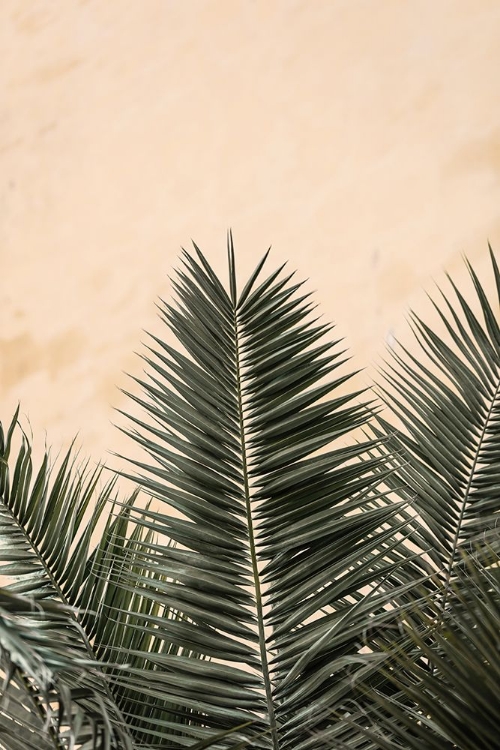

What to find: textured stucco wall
left=2, top=0, right=500, bottom=468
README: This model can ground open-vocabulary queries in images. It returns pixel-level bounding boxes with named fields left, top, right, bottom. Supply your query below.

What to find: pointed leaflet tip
left=228, top=229, right=237, bottom=305
left=190, top=240, right=216, bottom=280
left=187, top=239, right=232, bottom=305
left=237, top=246, right=272, bottom=309
left=2, top=404, right=21, bottom=458
left=488, top=243, right=500, bottom=306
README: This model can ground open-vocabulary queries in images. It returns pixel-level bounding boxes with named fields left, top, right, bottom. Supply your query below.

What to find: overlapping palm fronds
left=0, top=411, right=134, bottom=749
left=0, top=587, right=119, bottom=750
left=0, top=240, right=499, bottom=750
left=351, top=550, right=500, bottom=749
left=360, top=247, right=500, bottom=748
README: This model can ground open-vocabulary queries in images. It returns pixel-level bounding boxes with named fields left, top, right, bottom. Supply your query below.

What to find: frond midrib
left=233, top=303, right=279, bottom=750
left=0, top=460, right=136, bottom=749
left=442, top=375, right=500, bottom=608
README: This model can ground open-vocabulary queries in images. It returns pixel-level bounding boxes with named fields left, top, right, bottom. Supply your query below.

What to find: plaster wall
left=2, top=1, right=500, bottom=468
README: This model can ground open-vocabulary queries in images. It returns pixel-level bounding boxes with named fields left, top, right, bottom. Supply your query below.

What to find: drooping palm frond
left=0, top=411, right=134, bottom=749
left=116, top=237, right=420, bottom=749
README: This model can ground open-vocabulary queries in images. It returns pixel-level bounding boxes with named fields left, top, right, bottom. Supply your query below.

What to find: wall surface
left=2, top=0, right=500, bottom=470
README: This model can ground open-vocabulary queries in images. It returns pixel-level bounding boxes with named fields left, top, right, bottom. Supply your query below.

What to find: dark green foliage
left=0, top=239, right=498, bottom=749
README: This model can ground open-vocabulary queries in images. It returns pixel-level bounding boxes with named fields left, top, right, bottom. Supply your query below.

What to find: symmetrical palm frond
left=118, top=238, right=418, bottom=749
left=351, top=549, right=500, bottom=750
left=0, top=411, right=133, bottom=749
left=374, top=247, right=500, bottom=598
left=236, top=246, right=422, bottom=750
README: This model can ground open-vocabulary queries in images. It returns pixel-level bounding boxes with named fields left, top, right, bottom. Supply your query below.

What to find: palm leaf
left=6, top=241, right=497, bottom=749
left=0, top=411, right=134, bottom=749
left=117, top=237, right=417, bottom=748
left=0, top=587, right=127, bottom=750
left=353, top=248, right=500, bottom=747
left=350, top=549, right=500, bottom=749
left=83, top=501, right=221, bottom=748
left=373, top=248, right=500, bottom=600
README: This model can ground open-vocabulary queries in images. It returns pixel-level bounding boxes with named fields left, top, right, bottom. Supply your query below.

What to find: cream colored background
left=2, top=0, right=500, bottom=469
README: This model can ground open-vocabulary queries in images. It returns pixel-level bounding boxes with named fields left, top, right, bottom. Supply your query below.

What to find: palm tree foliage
left=0, top=239, right=499, bottom=749
left=0, top=412, right=134, bottom=749
left=349, top=549, right=500, bottom=749
left=0, top=587, right=120, bottom=750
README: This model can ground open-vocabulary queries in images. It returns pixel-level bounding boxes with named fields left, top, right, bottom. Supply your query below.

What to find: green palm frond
left=3, top=238, right=499, bottom=750
left=117, top=237, right=417, bottom=749
left=0, top=587, right=124, bottom=750
left=0, top=409, right=110, bottom=600
left=351, top=549, right=500, bottom=750
left=374, top=247, right=500, bottom=597
left=353, top=247, right=500, bottom=748
left=81, top=500, right=215, bottom=748
left=0, top=411, right=134, bottom=749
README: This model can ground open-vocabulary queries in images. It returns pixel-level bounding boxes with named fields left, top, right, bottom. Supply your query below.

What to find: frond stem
left=233, top=306, right=279, bottom=750
left=1, top=493, right=135, bottom=749
left=441, top=377, right=500, bottom=614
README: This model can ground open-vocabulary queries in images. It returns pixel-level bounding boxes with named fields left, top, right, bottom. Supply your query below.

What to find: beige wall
left=2, top=0, right=500, bottom=469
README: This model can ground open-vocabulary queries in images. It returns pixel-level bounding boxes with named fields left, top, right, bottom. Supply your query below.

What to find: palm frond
left=81, top=499, right=217, bottom=748
left=117, top=238, right=416, bottom=748
left=354, top=248, right=500, bottom=748
left=0, top=587, right=130, bottom=750
left=351, top=549, right=500, bottom=749
left=0, top=412, right=134, bottom=749
left=6, top=240, right=499, bottom=750
left=374, top=248, right=500, bottom=599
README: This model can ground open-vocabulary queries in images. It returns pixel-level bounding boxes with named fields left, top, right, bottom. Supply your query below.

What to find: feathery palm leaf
left=117, top=237, right=417, bottom=749
left=0, top=410, right=134, bottom=749
left=373, top=247, right=500, bottom=601
left=3, top=240, right=499, bottom=749
left=351, top=248, right=500, bottom=748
